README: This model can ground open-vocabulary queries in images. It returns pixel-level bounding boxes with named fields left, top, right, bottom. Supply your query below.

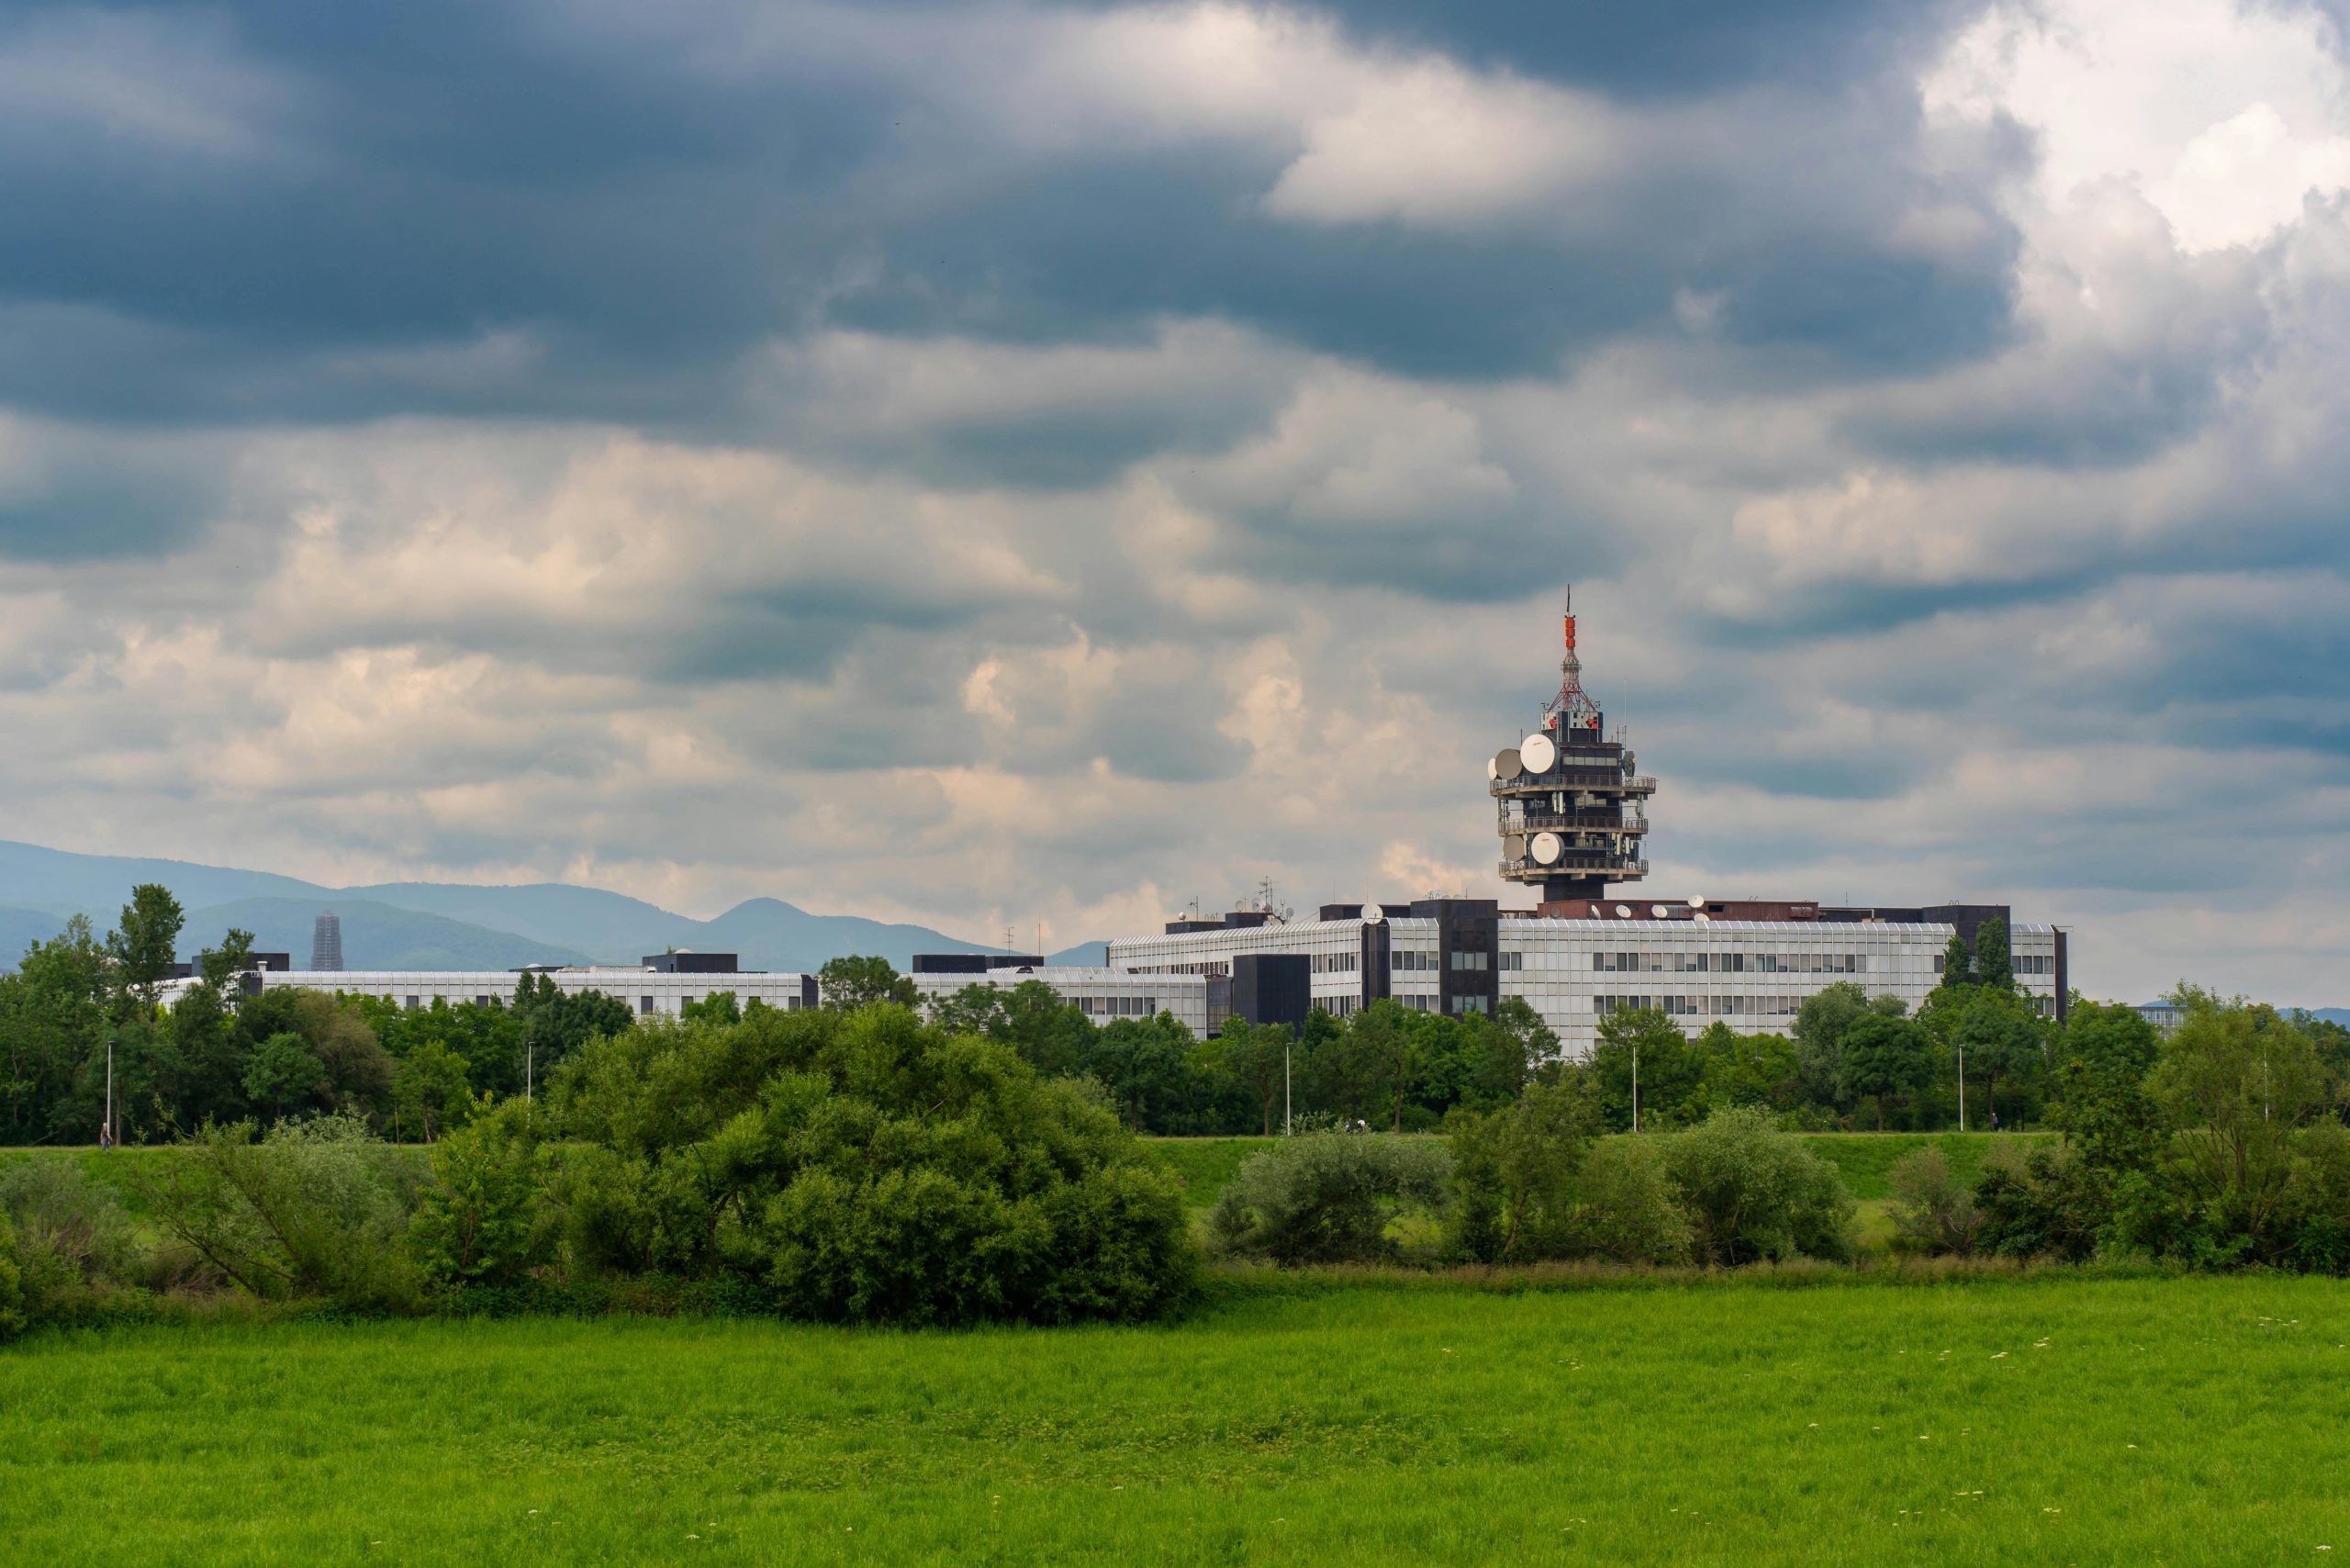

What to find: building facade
left=252, top=961, right=815, bottom=1017
left=907, top=964, right=1223, bottom=1036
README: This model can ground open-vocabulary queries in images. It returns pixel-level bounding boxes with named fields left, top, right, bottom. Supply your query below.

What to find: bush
left=1973, top=1142, right=2107, bottom=1262
left=143, top=1116, right=425, bottom=1312
left=549, top=1005, right=1196, bottom=1326
left=1569, top=1137, right=1694, bottom=1265
left=1209, top=1134, right=1451, bottom=1264
left=0, top=1214, right=26, bottom=1341
left=1662, top=1107, right=1854, bottom=1264
left=410, top=1097, right=554, bottom=1289
left=1886, top=1147, right=1982, bottom=1257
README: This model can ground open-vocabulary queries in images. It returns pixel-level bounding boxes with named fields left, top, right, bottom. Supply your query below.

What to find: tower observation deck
left=1490, top=588, right=1657, bottom=907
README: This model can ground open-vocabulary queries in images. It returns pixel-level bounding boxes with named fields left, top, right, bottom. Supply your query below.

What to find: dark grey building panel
left=1231, top=954, right=1312, bottom=1031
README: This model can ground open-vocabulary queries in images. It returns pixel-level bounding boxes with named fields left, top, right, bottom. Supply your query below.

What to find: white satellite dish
left=1361, top=903, right=1385, bottom=924
left=1530, top=832, right=1562, bottom=865
left=1615, top=904, right=1632, bottom=918
left=1486, top=756, right=1497, bottom=781
left=1687, top=896, right=1705, bottom=909
left=1493, top=746, right=1521, bottom=779
left=1695, top=912, right=1711, bottom=924
left=1519, top=731, right=1558, bottom=774
left=1651, top=904, right=1670, bottom=918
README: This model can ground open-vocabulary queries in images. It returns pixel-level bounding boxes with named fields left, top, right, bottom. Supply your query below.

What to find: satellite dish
left=1615, top=904, right=1632, bottom=918
left=1520, top=731, right=1558, bottom=774
left=1687, top=896, right=1705, bottom=909
left=1530, top=832, right=1562, bottom=865
left=1651, top=904, right=1670, bottom=918
left=1695, top=912, right=1711, bottom=924
left=1493, top=746, right=1521, bottom=779
left=1486, top=756, right=1497, bottom=781
left=1361, top=903, right=1384, bottom=924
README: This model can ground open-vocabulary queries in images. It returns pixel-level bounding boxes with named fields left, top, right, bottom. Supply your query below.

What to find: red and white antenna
left=1542, top=584, right=1602, bottom=733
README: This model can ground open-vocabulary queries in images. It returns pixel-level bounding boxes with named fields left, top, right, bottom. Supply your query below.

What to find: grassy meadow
left=6, top=1274, right=2348, bottom=1565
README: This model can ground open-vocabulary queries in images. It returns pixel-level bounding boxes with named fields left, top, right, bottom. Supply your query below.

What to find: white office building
left=908, top=966, right=1221, bottom=1036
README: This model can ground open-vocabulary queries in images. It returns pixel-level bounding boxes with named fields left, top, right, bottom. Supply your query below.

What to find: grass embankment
left=5, top=1276, right=2344, bottom=1564
left=1139, top=1132, right=2054, bottom=1211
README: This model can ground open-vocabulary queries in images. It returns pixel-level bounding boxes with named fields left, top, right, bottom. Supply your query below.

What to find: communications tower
left=1490, top=588, right=1655, bottom=908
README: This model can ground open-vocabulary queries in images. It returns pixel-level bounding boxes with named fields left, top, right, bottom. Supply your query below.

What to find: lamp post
left=1632, top=1037, right=1640, bottom=1134
left=1958, top=1040, right=1966, bottom=1133
left=1283, top=1034, right=1292, bottom=1135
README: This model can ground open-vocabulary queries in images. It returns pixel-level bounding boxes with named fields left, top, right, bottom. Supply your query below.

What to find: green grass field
left=6, top=1275, right=2346, bottom=1565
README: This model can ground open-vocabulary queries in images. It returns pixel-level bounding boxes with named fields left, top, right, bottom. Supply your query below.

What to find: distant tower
left=310, top=912, right=343, bottom=972
left=1490, top=588, right=1657, bottom=908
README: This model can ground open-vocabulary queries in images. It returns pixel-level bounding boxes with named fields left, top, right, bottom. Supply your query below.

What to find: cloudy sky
left=3, top=0, right=2347, bottom=1002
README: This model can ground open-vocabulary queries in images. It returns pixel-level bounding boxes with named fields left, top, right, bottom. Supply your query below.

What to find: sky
left=2, top=0, right=2347, bottom=1004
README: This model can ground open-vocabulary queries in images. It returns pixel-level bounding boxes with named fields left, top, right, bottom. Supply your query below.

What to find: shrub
left=1662, top=1106, right=1854, bottom=1264
left=1567, top=1137, right=1694, bottom=1265
left=1973, top=1142, right=2106, bottom=1262
left=1446, top=1080, right=1598, bottom=1263
left=1209, top=1134, right=1451, bottom=1264
left=143, top=1116, right=425, bottom=1312
left=1886, top=1147, right=1982, bottom=1257
left=0, top=1214, right=26, bottom=1341
left=410, top=1097, right=554, bottom=1289
left=549, top=1005, right=1196, bottom=1326
left=0, top=1159, right=145, bottom=1320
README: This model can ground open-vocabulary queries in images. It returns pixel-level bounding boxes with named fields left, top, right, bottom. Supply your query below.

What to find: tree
left=1949, top=990, right=2043, bottom=1127
left=1836, top=1014, right=1931, bottom=1129
left=1208, top=1134, right=1451, bottom=1264
left=680, top=991, right=741, bottom=1025
left=0, top=916, right=108, bottom=1144
left=817, top=956, right=918, bottom=1011
left=242, top=1031, right=328, bottom=1121
left=1791, top=982, right=1897, bottom=1113
left=105, top=884, right=185, bottom=1012
left=1202, top=1018, right=1291, bottom=1136
left=1972, top=917, right=2014, bottom=993
left=1694, top=1024, right=1801, bottom=1112
left=1447, top=1077, right=1602, bottom=1262
left=172, top=927, right=261, bottom=1126
left=2148, top=989, right=2325, bottom=1240
left=1590, top=1007, right=1702, bottom=1131
left=1940, top=932, right=1973, bottom=989
left=1084, top=1014, right=1199, bottom=1131
left=392, top=1037, right=475, bottom=1143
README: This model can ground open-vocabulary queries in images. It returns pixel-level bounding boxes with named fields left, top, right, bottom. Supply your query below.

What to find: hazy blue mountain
left=0, top=838, right=1022, bottom=974
left=0, top=839, right=326, bottom=922
left=2307, top=1008, right=2348, bottom=1027
left=182, top=899, right=591, bottom=973
left=1048, top=941, right=1111, bottom=967
left=0, top=904, right=71, bottom=964
left=336, top=881, right=699, bottom=957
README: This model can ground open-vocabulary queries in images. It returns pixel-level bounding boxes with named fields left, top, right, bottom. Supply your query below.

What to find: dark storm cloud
left=0, top=0, right=2025, bottom=448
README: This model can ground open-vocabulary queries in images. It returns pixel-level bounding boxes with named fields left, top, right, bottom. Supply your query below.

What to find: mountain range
left=0, top=839, right=1104, bottom=974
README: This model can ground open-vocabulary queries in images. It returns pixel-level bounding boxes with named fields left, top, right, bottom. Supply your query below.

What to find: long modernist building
left=1111, top=591, right=2067, bottom=1058
left=243, top=951, right=817, bottom=1017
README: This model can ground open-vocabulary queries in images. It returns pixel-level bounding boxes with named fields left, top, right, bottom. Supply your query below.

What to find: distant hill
left=0, top=838, right=1024, bottom=974
left=1049, top=941, right=1111, bottom=967
left=0, top=904, right=70, bottom=965
left=2307, top=1008, right=2349, bottom=1027
left=182, top=899, right=592, bottom=972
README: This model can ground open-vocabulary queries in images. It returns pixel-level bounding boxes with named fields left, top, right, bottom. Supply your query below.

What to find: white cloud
left=1924, top=0, right=2350, bottom=252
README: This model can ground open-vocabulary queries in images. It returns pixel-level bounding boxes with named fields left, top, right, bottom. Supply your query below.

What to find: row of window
left=1596, top=993, right=1807, bottom=1018
left=1136, top=960, right=1230, bottom=977
left=1075, top=994, right=1160, bottom=1016
left=1391, top=950, right=1490, bottom=972
left=1311, top=952, right=1360, bottom=973
left=2012, top=956, right=2054, bottom=975
left=1587, top=951, right=1869, bottom=974
left=1396, top=995, right=1493, bottom=1016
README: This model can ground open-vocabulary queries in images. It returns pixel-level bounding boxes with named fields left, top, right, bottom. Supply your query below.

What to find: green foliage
left=1971, top=916, right=2013, bottom=992
left=0, top=1212, right=25, bottom=1340
left=1448, top=1081, right=1690, bottom=1266
left=1790, top=982, right=1899, bottom=1110
left=1208, top=1134, right=1452, bottom=1264
left=509, top=975, right=633, bottom=1085
left=1447, top=1079, right=1601, bottom=1262
left=548, top=1004, right=1196, bottom=1325
left=1196, top=1019, right=1290, bottom=1136
left=1662, top=1106, right=1854, bottom=1264
left=1940, top=932, right=1973, bottom=987
left=392, top=1036, right=476, bottom=1143
left=1973, top=1142, right=2107, bottom=1262
left=1885, top=1147, right=1981, bottom=1256
left=410, top=1097, right=554, bottom=1288
left=1835, top=1013, right=1930, bottom=1129
left=242, top=1030, right=327, bottom=1119
left=816, top=955, right=918, bottom=1011
left=1590, top=1006, right=1704, bottom=1130
left=679, top=991, right=741, bottom=1025
left=106, top=882, right=185, bottom=1007
left=140, top=1116, right=424, bottom=1311
left=1694, top=1023, right=1801, bottom=1114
